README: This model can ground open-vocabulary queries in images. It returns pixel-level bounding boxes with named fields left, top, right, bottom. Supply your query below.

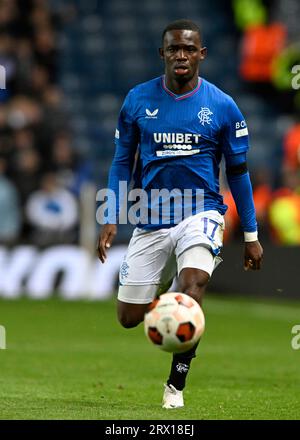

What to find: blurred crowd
left=223, top=135, right=300, bottom=245
left=223, top=0, right=300, bottom=245
left=0, top=0, right=299, bottom=248
left=0, top=0, right=91, bottom=247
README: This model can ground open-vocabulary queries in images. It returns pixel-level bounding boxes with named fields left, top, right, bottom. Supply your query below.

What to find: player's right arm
left=97, top=224, right=117, bottom=263
left=97, top=89, right=139, bottom=263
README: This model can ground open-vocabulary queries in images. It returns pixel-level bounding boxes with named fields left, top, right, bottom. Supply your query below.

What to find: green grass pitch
left=0, top=294, right=299, bottom=420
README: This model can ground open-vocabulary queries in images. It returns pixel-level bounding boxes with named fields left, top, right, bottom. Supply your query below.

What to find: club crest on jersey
left=198, top=107, right=213, bottom=126
left=145, top=108, right=159, bottom=119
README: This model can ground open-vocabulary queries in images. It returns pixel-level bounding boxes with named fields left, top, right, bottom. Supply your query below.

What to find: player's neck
left=164, top=75, right=199, bottom=95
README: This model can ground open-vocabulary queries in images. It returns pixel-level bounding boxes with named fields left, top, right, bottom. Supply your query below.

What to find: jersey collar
left=161, top=75, right=202, bottom=100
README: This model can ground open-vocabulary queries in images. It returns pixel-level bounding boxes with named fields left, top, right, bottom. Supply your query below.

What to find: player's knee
left=117, top=300, right=149, bottom=328
left=179, top=271, right=209, bottom=304
left=118, top=316, right=139, bottom=329
left=117, top=299, right=149, bottom=328
left=117, top=310, right=142, bottom=329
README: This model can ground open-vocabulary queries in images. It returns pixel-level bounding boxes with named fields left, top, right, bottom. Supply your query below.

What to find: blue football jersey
left=108, top=76, right=250, bottom=229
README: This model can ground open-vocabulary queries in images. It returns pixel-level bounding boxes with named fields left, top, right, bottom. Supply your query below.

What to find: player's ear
left=200, top=47, right=207, bottom=60
left=159, top=48, right=164, bottom=59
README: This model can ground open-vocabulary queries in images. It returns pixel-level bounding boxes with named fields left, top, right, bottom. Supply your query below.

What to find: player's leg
left=163, top=211, right=224, bottom=408
left=117, top=255, right=177, bottom=328
left=178, top=265, right=210, bottom=305
left=117, top=285, right=157, bottom=328
left=164, top=247, right=212, bottom=406
left=116, top=227, right=174, bottom=328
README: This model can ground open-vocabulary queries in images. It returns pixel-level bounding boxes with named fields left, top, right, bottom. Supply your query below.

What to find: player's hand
left=97, top=224, right=117, bottom=263
left=244, top=240, right=263, bottom=271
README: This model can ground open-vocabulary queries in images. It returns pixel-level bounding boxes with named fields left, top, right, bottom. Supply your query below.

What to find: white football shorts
left=118, top=210, right=224, bottom=304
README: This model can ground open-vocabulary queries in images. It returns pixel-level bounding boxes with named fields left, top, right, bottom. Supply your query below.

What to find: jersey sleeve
left=221, top=97, right=249, bottom=156
left=115, top=89, right=139, bottom=149
left=222, top=99, right=257, bottom=235
left=107, top=90, right=140, bottom=222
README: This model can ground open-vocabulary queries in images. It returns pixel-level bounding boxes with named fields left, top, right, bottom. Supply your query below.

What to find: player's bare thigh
left=177, top=245, right=215, bottom=305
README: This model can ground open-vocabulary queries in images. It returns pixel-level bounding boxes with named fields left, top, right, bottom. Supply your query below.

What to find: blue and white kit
left=107, top=76, right=258, bottom=303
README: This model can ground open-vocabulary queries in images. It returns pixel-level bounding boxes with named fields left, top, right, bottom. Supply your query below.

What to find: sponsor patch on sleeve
left=115, top=129, right=120, bottom=139
left=236, top=127, right=248, bottom=138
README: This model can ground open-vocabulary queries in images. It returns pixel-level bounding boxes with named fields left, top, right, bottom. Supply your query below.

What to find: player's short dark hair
left=162, top=19, right=202, bottom=43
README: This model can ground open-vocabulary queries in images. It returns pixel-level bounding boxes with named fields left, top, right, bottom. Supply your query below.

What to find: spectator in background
left=269, top=169, right=300, bottom=245
left=220, top=172, right=239, bottom=242
left=252, top=168, right=273, bottom=241
left=15, top=38, right=35, bottom=94
left=232, top=0, right=267, bottom=30
left=29, top=63, right=50, bottom=99
left=269, top=119, right=300, bottom=245
left=222, top=189, right=239, bottom=242
left=11, top=146, right=42, bottom=204
left=221, top=167, right=273, bottom=243
left=33, top=26, right=57, bottom=82
left=239, top=22, right=286, bottom=83
left=25, top=171, right=78, bottom=246
left=6, top=95, right=42, bottom=131
left=51, top=132, right=92, bottom=197
left=0, top=155, right=21, bottom=244
left=42, top=86, right=69, bottom=139
left=0, top=0, right=73, bottom=245
left=0, top=0, right=19, bottom=36
left=13, top=126, right=36, bottom=150
left=283, top=121, right=300, bottom=172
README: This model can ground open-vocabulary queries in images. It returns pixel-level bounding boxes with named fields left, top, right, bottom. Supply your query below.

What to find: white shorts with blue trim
left=118, top=210, right=224, bottom=304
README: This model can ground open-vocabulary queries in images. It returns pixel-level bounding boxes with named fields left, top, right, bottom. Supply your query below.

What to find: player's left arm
left=221, top=98, right=263, bottom=271
left=225, top=153, right=263, bottom=270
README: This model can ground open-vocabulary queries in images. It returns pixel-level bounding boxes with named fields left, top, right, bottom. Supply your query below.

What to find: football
left=144, top=292, right=205, bottom=353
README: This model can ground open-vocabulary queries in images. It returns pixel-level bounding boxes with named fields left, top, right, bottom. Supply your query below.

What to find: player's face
left=159, top=30, right=206, bottom=82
